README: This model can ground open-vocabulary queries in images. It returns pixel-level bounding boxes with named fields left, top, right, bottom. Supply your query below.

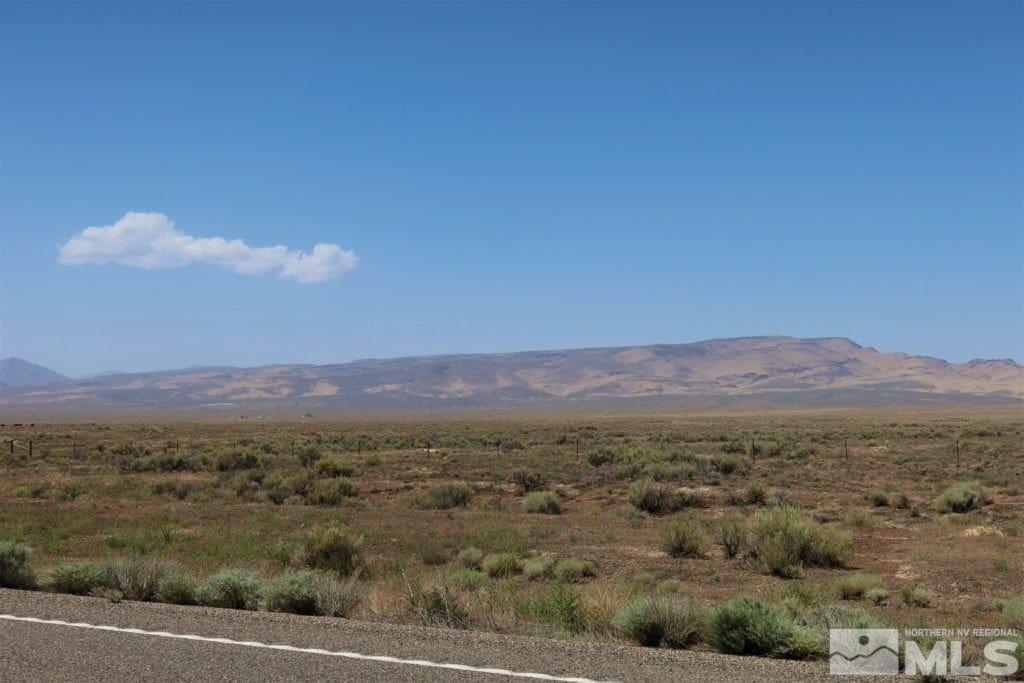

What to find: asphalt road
left=0, top=588, right=831, bottom=682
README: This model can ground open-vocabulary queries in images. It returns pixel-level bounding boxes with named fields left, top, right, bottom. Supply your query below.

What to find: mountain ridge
left=1, top=336, right=1020, bottom=412
left=0, top=357, right=70, bottom=387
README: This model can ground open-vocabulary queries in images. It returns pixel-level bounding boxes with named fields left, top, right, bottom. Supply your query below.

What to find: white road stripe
left=0, top=613, right=611, bottom=682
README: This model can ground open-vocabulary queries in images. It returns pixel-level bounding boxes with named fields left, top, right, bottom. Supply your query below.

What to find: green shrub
left=481, top=552, right=521, bottom=578
left=746, top=483, right=768, bottom=505
left=415, top=482, right=473, bottom=510
left=747, top=507, right=851, bottom=578
left=41, top=562, right=108, bottom=595
left=522, top=554, right=556, bottom=580
left=57, top=482, right=84, bottom=501
left=998, top=595, right=1024, bottom=630
left=0, top=540, right=34, bottom=588
left=315, top=459, right=355, bottom=478
left=103, top=556, right=167, bottom=601
left=511, top=467, right=545, bottom=492
left=644, top=461, right=692, bottom=482
left=890, top=491, right=910, bottom=509
left=301, top=527, right=362, bottom=576
left=12, top=482, right=49, bottom=499
left=553, top=558, right=597, bottom=583
left=306, top=477, right=359, bottom=506
left=216, top=449, right=264, bottom=471
left=614, top=461, right=647, bottom=481
left=529, top=583, right=585, bottom=634
left=155, top=569, right=199, bottom=605
left=522, top=491, right=561, bottom=515
left=677, top=488, right=705, bottom=508
left=705, top=597, right=818, bottom=659
left=263, top=472, right=314, bottom=504
left=197, top=569, right=263, bottom=610
left=783, top=601, right=882, bottom=648
left=296, top=445, right=322, bottom=467
left=262, top=570, right=319, bottom=615
left=835, top=573, right=884, bottom=600
left=150, top=480, right=197, bottom=500
left=456, top=547, right=483, bottom=569
left=417, top=542, right=449, bottom=566
left=587, top=448, right=615, bottom=467
left=447, top=568, right=487, bottom=590
left=865, top=588, right=889, bottom=605
left=869, top=490, right=889, bottom=507
left=661, top=516, right=707, bottom=558
left=612, top=597, right=702, bottom=648
left=628, top=481, right=680, bottom=515
left=933, top=482, right=989, bottom=513
left=716, top=513, right=748, bottom=559
left=713, top=454, right=750, bottom=476
left=901, top=584, right=934, bottom=608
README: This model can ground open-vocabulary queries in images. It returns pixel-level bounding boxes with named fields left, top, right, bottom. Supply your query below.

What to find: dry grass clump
left=409, top=580, right=471, bottom=629
left=835, top=573, right=884, bottom=600
left=456, top=547, right=483, bottom=569
left=481, top=552, right=521, bottom=578
left=300, top=526, right=363, bottom=576
left=612, top=597, right=703, bottom=648
left=901, top=584, right=934, bottom=607
left=660, top=514, right=707, bottom=558
left=522, top=554, right=555, bottom=580
left=103, top=556, right=167, bottom=601
left=553, top=558, right=597, bottom=583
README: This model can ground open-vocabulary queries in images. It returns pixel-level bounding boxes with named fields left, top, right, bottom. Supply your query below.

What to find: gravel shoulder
left=0, top=588, right=831, bottom=682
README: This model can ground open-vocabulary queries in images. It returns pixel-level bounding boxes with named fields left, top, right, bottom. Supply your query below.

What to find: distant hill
left=0, top=357, right=69, bottom=387
left=0, top=337, right=1021, bottom=413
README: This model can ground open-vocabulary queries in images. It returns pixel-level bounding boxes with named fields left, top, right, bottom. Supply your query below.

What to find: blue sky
left=1, top=1, right=1021, bottom=377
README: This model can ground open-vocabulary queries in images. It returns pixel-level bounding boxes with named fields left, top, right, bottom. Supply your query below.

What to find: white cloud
left=57, top=212, right=358, bottom=284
